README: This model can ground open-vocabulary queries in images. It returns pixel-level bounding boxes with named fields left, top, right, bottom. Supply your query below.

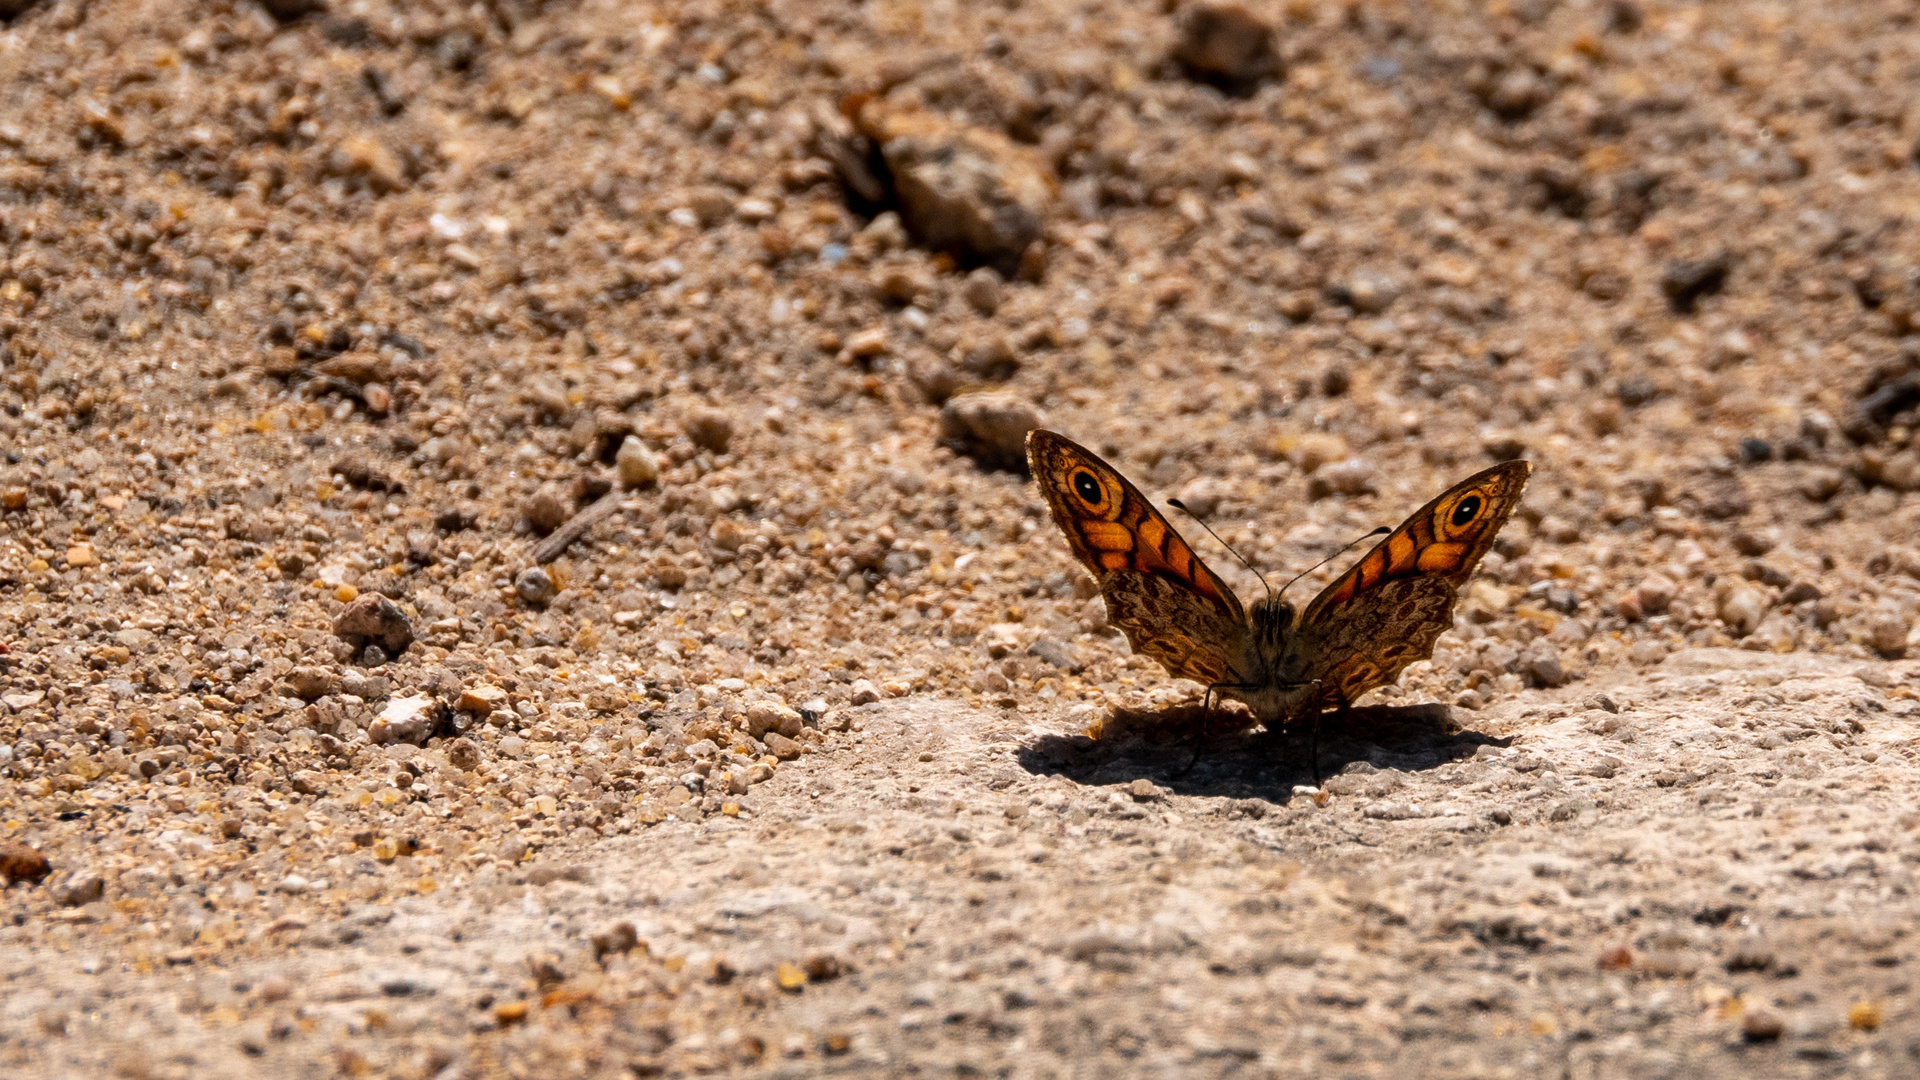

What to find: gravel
left=3, top=0, right=1920, bottom=1075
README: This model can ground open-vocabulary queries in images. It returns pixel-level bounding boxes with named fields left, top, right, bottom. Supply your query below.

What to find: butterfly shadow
left=1014, top=701, right=1511, bottom=803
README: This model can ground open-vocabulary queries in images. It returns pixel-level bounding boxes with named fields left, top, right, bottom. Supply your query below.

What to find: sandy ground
left=3, top=0, right=1920, bottom=1076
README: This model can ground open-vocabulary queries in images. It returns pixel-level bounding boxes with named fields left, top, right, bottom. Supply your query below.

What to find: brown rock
left=764, top=731, right=804, bottom=760
left=1741, top=1009, right=1784, bottom=1043
left=1279, top=433, right=1350, bottom=474
left=745, top=701, right=804, bottom=740
left=524, top=489, right=568, bottom=536
left=1799, top=467, right=1846, bottom=502
left=853, top=101, right=1054, bottom=276
left=1635, top=573, right=1677, bottom=616
left=1308, top=458, right=1378, bottom=499
left=804, top=953, right=847, bottom=982
left=330, top=455, right=403, bottom=493
left=962, top=336, right=1020, bottom=382
left=683, top=409, right=734, bottom=454
left=590, top=921, right=641, bottom=964
left=0, top=843, right=51, bottom=885
left=446, top=738, right=482, bottom=771
left=941, top=392, right=1045, bottom=471
left=457, top=685, right=509, bottom=715
left=1335, top=270, right=1401, bottom=315
left=50, top=871, right=104, bottom=907
left=962, top=268, right=1004, bottom=316
left=332, top=593, right=415, bottom=658
left=286, top=666, right=338, bottom=701
left=313, top=352, right=389, bottom=386
left=1858, top=448, right=1920, bottom=492
left=1171, top=1, right=1281, bottom=86
left=909, top=357, right=963, bottom=405
left=615, top=436, right=660, bottom=488
left=258, top=0, right=322, bottom=19
left=1715, top=581, right=1769, bottom=637
left=1867, top=611, right=1911, bottom=658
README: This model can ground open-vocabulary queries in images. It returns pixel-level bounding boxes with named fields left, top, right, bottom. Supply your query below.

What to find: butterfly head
left=1249, top=594, right=1296, bottom=649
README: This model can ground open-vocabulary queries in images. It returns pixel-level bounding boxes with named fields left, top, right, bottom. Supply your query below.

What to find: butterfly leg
left=1171, top=732, right=1206, bottom=779
left=1303, top=679, right=1327, bottom=785
left=1311, top=688, right=1348, bottom=785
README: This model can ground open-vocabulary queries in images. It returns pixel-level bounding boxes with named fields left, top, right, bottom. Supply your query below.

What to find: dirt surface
left=4, top=0, right=1920, bottom=1076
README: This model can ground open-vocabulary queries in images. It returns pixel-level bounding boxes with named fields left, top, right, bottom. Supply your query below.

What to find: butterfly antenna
left=1276, top=526, right=1392, bottom=602
left=1168, top=498, right=1273, bottom=601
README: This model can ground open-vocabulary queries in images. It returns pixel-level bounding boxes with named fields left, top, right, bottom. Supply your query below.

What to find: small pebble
left=764, top=732, right=803, bottom=760
left=368, top=695, right=440, bottom=746
left=1716, top=582, right=1768, bottom=637
left=457, top=685, right=509, bottom=714
left=962, top=268, right=1004, bottom=315
left=524, top=490, right=568, bottom=535
left=445, top=739, right=481, bottom=771
left=285, top=667, right=338, bottom=701
left=332, top=593, right=416, bottom=658
left=51, top=872, right=103, bottom=907
left=591, top=921, right=640, bottom=963
left=1741, top=1009, right=1784, bottom=1043
left=1309, top=458, right=1377, bottom=499
left=1867, top=611, right=1911, bottom=658
left=1171, top=0, right=1280, bottom=84
left=515, top=567, right=558, bottom=606
left=1335, top=270, right=1401, bottom=314
left=615, top=436, right=659, bottom=488
left=1635, top=573, right=1677, bottom=615
left=683, top=409, right=734, bottom=454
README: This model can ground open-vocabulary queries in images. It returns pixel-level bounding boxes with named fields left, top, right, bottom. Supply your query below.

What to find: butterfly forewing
left=1026, top=430, right=1248, bottom=686
left=1296, top=460, right=1531, bottom=706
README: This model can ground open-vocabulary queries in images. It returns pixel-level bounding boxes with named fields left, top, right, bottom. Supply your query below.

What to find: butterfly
left=1027, top=429, right=1530, bottom=758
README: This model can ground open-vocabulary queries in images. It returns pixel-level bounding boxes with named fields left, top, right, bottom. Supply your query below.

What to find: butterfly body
left=1225, top=596, right=1319, bottom=727
left=1027, top=429, right=1530, bottom=735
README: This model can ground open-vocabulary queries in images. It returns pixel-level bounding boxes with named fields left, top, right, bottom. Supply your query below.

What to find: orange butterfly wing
left=1026, top=430, right=1247, bottom=686
left=1296, top=460, right=1531, bottom=707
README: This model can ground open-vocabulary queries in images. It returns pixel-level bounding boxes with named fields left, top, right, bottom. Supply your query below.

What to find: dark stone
left=1661, top=254, right=1732, bottom=313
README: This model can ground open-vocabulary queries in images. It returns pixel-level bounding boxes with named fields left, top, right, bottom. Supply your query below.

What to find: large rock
left=939, top=393, right=1045, bottom=472
left=852, top=100, right=1054, bottom=277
